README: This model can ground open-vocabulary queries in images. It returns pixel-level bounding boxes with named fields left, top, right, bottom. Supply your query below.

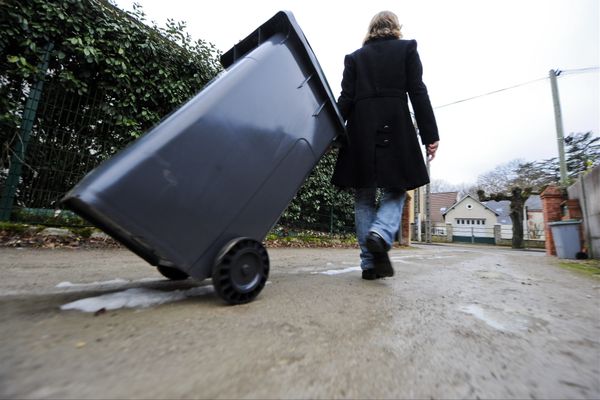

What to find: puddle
left=459, top=304, right=544, bottom=333
left=477, top=271, right=517, bottom=281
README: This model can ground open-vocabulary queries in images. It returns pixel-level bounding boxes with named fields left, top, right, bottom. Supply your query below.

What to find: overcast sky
left=113, top=0, right=599, bottom=186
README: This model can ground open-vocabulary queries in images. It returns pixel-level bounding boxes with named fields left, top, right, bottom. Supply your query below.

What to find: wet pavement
left=0, top=244, right=599, bottom=399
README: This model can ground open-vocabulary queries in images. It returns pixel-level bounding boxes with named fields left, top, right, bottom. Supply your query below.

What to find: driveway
left=0, top=244, right=598, bottom=399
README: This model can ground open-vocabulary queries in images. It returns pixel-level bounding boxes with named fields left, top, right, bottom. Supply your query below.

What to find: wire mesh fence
left=1, top=82, right=126, bottom=225
left=422, top=223, right=545, bottom=248
left=18, top=85, right=118, bottom=207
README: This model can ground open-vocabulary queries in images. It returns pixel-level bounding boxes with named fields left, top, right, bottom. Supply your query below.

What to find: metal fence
left=1, top=82, right=121, bottom=224
left=447, top=225, right=495, bottom=244
left=425, top=223, right=545, bottom=247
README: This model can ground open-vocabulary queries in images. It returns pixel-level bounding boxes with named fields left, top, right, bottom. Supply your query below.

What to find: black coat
left=331, top=37, right=439, bottom=190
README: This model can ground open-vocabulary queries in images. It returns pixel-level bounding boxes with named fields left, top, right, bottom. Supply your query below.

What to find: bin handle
left=298, top=73, right=314, bottom=89
left=313, top=99, right=328, bottom=117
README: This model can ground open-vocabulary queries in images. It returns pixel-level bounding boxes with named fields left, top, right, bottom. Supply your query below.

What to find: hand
left=426, top=141, right=439, bottom=161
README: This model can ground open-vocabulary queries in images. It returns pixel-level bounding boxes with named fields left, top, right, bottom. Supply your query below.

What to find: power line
left=432, top=66, right=599, bottom=110
left=433, top=76, right=548, bottom=110
left=560, top=66, right=600, bottom=75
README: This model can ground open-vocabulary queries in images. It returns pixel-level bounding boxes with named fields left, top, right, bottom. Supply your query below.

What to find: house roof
left=525, top=195, right=542, bottom=210
left=442, top=194, right=500, bottom=217
left=431, top=192, right=459, bottom=223
left=482, top=200, right=511, bottom=225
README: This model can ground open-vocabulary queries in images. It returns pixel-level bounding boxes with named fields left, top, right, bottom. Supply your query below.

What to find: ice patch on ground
left=313, top=266, right=361, bottom=275
left=56, top=277, right=163, bottom=289
left=461, top=304, right=542, bottom=334
left=461, top=304, right=507, bottom=331
left=57, top=279, right=128, bottom=288
left=60, top=286, right=214, bottom=312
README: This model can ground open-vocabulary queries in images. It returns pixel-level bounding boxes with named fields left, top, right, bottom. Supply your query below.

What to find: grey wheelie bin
left=549, top=220, right=582, bottom=259
left=61, top=11, right=346, bottom=304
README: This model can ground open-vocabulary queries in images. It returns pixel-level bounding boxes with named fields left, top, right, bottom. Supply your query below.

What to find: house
left=431, top=191, right=460, bottom=235
left=407, top=188, right=456, bottom=242
left=406, top=190, right=546, bottom=244
left=525, top=195, right=545, bottom=240
left=407, top=190, right=460, bottom=241
left=442, top=194, right=499, bottom=243
left=482, top=195, right=545, bottom=240
left=432, top=192, right=460, bottom=223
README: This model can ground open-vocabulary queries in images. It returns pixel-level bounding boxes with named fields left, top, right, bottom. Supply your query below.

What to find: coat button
left=384, top=139, right=389, bottom=143
left=383, top=125, right=389, bottom=129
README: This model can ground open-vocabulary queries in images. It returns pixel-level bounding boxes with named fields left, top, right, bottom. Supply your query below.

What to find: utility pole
left=549, top=69, right=568, bottom=186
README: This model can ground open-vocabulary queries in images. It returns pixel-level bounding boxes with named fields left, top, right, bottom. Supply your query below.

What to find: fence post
left=329, top=205, right=334, bottom=234
left=0, top=42, right=53, bottom=221
left=494, top=224, right=501, bottom=245
left=579, top=173, right=594, bottom=259
left=446, top=223, right=453, bottom=242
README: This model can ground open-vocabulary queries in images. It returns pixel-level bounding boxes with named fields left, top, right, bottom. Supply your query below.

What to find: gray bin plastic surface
left=549, top=220, right=582, bottom=259
left=62, top=11, right=346, bottom=281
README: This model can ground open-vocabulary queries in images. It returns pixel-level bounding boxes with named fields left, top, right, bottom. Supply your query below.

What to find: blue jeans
left=354, top=188, right=407, bottom=270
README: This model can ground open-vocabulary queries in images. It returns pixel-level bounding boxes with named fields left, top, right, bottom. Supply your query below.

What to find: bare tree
left=476, top=159, right=523, bottom=194
left=430, top=179, right=458, bottom=193
left=455, top=182, right=479, bottom=198
left=478, top=187, right=533, bottom=249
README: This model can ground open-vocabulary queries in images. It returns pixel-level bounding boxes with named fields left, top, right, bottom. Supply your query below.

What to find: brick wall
left=540, top=185, right=565, bottom=256
left=401, top=193, right=411, bottom=246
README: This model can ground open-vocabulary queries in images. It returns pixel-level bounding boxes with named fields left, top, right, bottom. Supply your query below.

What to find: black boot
left=365, top=232, right=394, bottom=278
left=362, top=269, right=380, bottom=280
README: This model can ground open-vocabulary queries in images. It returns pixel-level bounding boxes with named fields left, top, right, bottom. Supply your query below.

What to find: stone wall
left=568, top=166, right=600, bottom=259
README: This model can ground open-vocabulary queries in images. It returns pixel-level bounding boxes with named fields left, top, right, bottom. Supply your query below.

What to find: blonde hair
left=363, top=11, right=403, bottom=45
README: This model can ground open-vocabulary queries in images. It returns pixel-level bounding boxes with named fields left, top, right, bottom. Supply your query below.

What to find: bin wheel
left=213, top=238, right=269, bottom=305
left=157, top=266, right=189, bottom=281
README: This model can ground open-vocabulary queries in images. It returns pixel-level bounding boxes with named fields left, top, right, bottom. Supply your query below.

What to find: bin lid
left=221, top=11, right=346, bottom=135
left=548, top=220, right=582, bottom=226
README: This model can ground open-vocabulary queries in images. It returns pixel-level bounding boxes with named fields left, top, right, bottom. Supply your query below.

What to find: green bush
left=0, top=0, right=222, bottom=142
left=280, top=151, right=355, bottom=233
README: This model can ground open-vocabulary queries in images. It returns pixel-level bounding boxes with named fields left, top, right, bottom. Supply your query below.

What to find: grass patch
left=265, top=228, right=357, bottom=248
left=70, top=227, right=95, bottom=239
left=0, top=222, right=37, bottom=235
left=0, top=222, right=120, bottom=248
left=558, top=259, right=600, bottom=279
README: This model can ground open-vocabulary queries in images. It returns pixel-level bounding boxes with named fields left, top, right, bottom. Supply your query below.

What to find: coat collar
left=364, top=36, right=398, bottom=46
